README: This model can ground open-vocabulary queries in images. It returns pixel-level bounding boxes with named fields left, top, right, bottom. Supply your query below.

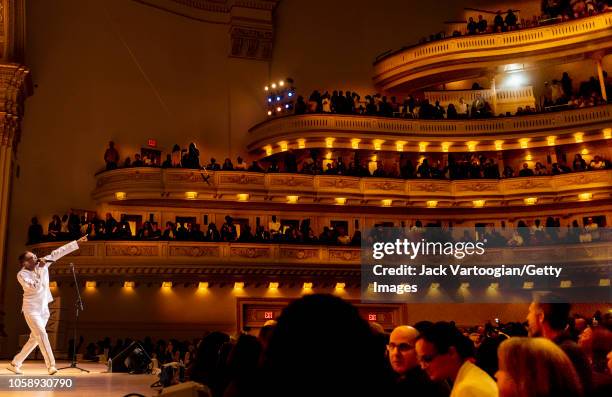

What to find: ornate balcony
left=372, top=13, right=612, bottom=91
left=247, top=105, right=612, bottom=154
left=92, top=168, right=612, bottom=208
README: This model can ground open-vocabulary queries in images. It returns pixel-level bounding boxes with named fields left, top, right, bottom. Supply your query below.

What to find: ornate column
left=593, top=52, right=608, bottom=102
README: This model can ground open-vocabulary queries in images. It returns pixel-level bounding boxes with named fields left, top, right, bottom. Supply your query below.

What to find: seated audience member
left=267, top=160, right=279, bottom=173
left=104, top=141, right=120, bottom=170
left=207, top=158, right=221, bottom=170
left=161, top=154, right=172, bottom=168
left=248, top=160, right=264, bottom=172
left=262, top=294, right=386, bottom=397
left=28, top=217, right=44, bottom=244
left=534, top=162, right=548, bottom=176
left=171, top=144, right=182, bottom=167
left=388, top=326, right=450, bottom=397
left=467, top=17, right=478, bottom=34
left=234, top=156, right=247, bottom=170
left=123, top=157, right=131, bottom=167
left=294, top=95, right=307, bottom=114
left=117, top=215, right=132, bottom=239
left=48, top=215, right=62, bottom=240
left=105, top=213, right=118, bottom=238
left=221, top=216, right=237, bottom=241
left=162, top=221, right=176, bottom=240
left=573, top=154, right=587, bottom=171
left=268, top=215, right=281, bottom=239
left=222, top=158, right=234, bottom=171
left=416, top=322, right=497, bottom=397
left=496, top=337, right=583, bottom=397
left=206, top=223, right=220, bottom=241
left=446, top=103, right=458, bottom=119
left=457, top=98, right=469, bottom=118
left=477, top=15, right=487, bottom=33
left=589, top=155, right=606, bottom=169
left=527, top=298, right=593, bottom=395
left=132, top=153, right=144, bottom=167
left=518, top=163, right=534, bottom=177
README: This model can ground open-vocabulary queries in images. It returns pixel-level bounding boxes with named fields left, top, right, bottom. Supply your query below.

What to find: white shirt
left=450, top=361, right=498, bottom=397
left=18, top=240, right=80, bottom=315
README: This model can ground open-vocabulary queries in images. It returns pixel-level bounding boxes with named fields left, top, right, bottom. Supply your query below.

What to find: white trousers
left=12, top=311, right=55, bottom=368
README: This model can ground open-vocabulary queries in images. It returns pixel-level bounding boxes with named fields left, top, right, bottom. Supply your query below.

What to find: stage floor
left=0, top=360, right=159, bottom=396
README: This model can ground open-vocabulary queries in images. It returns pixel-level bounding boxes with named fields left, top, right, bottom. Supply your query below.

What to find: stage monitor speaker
left=159, top=381, right=211, bottom=397
left=108, top=341, right=151, bottom=373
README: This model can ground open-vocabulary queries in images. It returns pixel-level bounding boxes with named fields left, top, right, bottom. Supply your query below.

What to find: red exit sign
left=368, top=313, right=377, bottom=321
left=147, top=139, right=157, bottom=148
left=264, top=311, right=274, bottom=319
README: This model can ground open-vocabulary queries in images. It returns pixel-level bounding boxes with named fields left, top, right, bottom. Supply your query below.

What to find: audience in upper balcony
left=104, top=141, right=120, bottom=170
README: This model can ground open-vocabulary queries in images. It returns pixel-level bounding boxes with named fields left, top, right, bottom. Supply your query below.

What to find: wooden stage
left=0, top=360, right=159, bottom=396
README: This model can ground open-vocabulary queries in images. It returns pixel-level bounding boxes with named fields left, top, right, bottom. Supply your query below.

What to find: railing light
left=441, top=142, right=450, bottom=152
left=467, top=141, right=478, bottom=152
left=297, top=138, right=306, bottom=149
left=519, top=138, right=529, bottom=149
left=237, top=193, right=250, bottom=202
left=426, top=200, right=438, bottom=208
left=351, top=138, right=360, bottom=149
left=494, top=140, right=503, bottom=151
left=560, top=280, right=572, bottom=288
left=335, top=282, right=346, bottom=290
left=124, top=281, right=135, bottom=289
left=86, top=281, right=96, bottom=289
left=234, top=282, right=245, bottom=289
left=418, top=142, right=428, bottom=152
left=269, top=282, right=279, bottom=289
left=523, top=281, right=534, bottom=289
left=472, top=200, right=485, bottom=208
left=574, top=132, right=584, bottom=143
left=578, top=192, right=592, bottom=201
left=335, top=197, right=347, bottom=205
left=547, top=136, right=556, bottom=146
left=373, top=139, right=384, bottom=151
left=287, top=195, right=299, bottom=204
left=278, top=141, right=289, bottom=151
left=604, top=128, right=612, bottom=139
left=381, top=199, right=392, bottom=207
left=162, top=281, right=172, bottom=289
left=115, top=192, right=127, bottom=200
left=524, top=197, right=537, bottom=205
left=325, top=137, right=335, bottom=148
left=396, top=141, right=406, bottom=152
left=264, top=145, right=273, bottom=156
left=198, top=282, right=209, bottom=289
left=185, top=191, right=198, bottom=200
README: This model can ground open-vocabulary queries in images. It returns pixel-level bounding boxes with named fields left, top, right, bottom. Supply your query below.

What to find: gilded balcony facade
left=92, top=168, right=612, bottom=209
left=247, top=105, right=612, bottom=154
left=372, top=13, right=612, bottom=91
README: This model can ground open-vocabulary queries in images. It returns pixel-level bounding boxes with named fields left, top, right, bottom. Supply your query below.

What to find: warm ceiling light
left=198, top=282, right=209, bottom=289
left=264, top=86, right=269, bottom=91
left=560, top=280, right=572, bottom=288
left=234, top=282, right=245, bottom=289
left=418, top=142, right=428, bottom=152
left=123, top=281, right=135, bottom=289
left=335, top=197, right=347, bottom=205
left=49, top=281, right=58, bottom=289
left=524, top=197, right=538, bottom=205
left=519, top=138, right=529, bottom=149
left=472, top=200, right=486, bottom=208
left=271, top=83, right=277, bottom=89
left=396, top=141, right=406, bottom=152
left=426, top=200, right=438, bottom=208
left=467, top=141, right=478, bottom=152
left=460, top=282, right=470, bottom=289
left=325, top=137, right=335, bottom=148
left=604, top=128, right=612, bottom=139
left=574, top=132, right=584, bottom=143
left=185, top=191, right=198, bottom=200
left=599, top=279, right=610, bottom=287
left=287, top=195, right=299, bottom=204
left=279, top=81, right=284, bottom=86
left=115, top=192, right=127, bottom=200
left=373, top=139, right=385, bottom=151
left=86, top=281, right=96, bottom=289
left=267, top=110, right=272, bottom=116
left=381, top=199, right=392, bottom=207
left=335, top=282, right=346, bottom=290
left=523, top=281, right=534, bottom=289
left=279, top=141, right=288, bottom=151
left=276, top=106, right=282, bottom=112
left=441, top=142, right=451, bottom=152
left=581, top=148, right=589, bottom=155
left=162, top=281, right=172, bottom=289
left=303, top=282, right=313, bottom=289
left=297, top=138, right=306, bottom=149
left=547, top=136, right=556, bottom=146
left=264, top=145, right=273, bottom=156
left=269, top=282, right=279, bottom=289
left=578, top=192, right=593, bottom=201
left=525, top=153, right=533, bottom=161
left=494, top=140, right=504, bottom=151
left=237, top=193, right=250, bottom=202
left=351, top=138, right=360, bottom=149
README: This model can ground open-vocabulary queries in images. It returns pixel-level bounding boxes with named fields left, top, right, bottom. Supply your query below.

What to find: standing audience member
left=104, top=141, right=120, bottom=170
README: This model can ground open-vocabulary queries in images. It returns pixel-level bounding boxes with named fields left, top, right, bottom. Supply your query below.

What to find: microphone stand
left=58, top=263, right=89, bottom=373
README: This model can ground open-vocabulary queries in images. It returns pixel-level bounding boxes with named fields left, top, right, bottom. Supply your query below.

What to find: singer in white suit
left=7, top=235, right=87, bottom=375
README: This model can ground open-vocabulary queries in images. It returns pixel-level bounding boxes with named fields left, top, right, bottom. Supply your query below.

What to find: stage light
left=279, top=141, right=288, bottom=151
left=560, top=280, right=572, bottom=288
left=162, top=281, right=172, bottom=289
left=578, top=192, right=593, bottom=201
left=325, top=137, right=335, bottom=148
left=524, top=197, right=538, bottom=205
left=85, top=281, right=96, bottom=289
left=418, top=142, right=428, bottom=152
left=198, top=282, right=209, bottom=289
left=288, top=92, right=293, bottom=97
left=604, top=128, right=612, bottom=139
left=264, top=86, right=269, bottom=91
left=234, top=282, right=244, bottom=289
left=519, top=138, right=529, bottom=149
left=494, top=140, right=504, bottom=151
left=472, top=200, right=485, bottom=208
left=599, top=279, right=610, bottom=287
left=285, top=104, right=290, bottom=109
left=335, top=197, right=347, bottom=205
left=335, top=282, right=346, bottom=290
left=276, top=106, right=282, bottom=112
left=276, top=96, right=281, bottom=101
left=279, top=81, right=284, bottom=87
left=396, top=141, right=406, bottom=152
left=574, top=132, right=584, bottom=143
left=269, top=282, right=279, bottom=289
left=351, top=138, right=360, bottom=149
left=303, top=282, right=313, bottom=290
left=297, top=138, right=306, bottom=149
left=49, top=281, right=58, bottom=289
left=287, top=195, right=299, bottom=204
left=267, top=97, right=272, bottom=103
left=547, top=136, right=556, bottom=146
left=267, top=110, right=272, bottom=116
left=441, top=142, right=450, bottom=152
left=124, top=281, right=135, bottom=289
left=467, top=141, right=477, bottom=152
left=237, top=193, right=249, bottom=202
left=523, top=281, right=534, bottom=289
left=426, top=200, right=438, bottom=208
left=381, top=199, right=392, bottom=207
left=185, top=191, right=198, bottom=200
left=373, top=139, right=384, bottom=151
left=115, top=192, right=127, bottom=200
left=271, top=83, right=276, bottom=89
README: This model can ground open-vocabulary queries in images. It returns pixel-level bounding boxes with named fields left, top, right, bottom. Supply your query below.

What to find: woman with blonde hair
left=496, top=337, right=583, bottom=397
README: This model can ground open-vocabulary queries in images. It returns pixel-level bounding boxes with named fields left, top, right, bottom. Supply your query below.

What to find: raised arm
left=42, top=235, right=88, bottom=267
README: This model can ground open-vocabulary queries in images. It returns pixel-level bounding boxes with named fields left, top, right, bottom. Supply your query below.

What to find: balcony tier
left=92, top=168, right=612, bottom=209
left=247, top=106, right=612, bottom=154
left=373, top=13, right=612, bottom=91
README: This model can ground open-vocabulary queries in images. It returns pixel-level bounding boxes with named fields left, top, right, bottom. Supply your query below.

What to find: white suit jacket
left=17, top=240, right=80, bottom=315
left=450, top=361, right=498, bottom=397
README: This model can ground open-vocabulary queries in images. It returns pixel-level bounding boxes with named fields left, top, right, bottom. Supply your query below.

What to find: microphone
left=37, top=258, right=56, bottom=264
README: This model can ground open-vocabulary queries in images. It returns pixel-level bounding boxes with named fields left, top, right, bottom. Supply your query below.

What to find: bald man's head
left=388, top=326, right=419, bottom=374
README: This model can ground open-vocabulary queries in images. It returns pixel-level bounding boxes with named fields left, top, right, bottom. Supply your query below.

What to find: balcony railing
left=247, top=105, right=612, bottom=152
left=372, top=13, right=612, bottom=90
left=92, top=168, right=612, bottom=207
